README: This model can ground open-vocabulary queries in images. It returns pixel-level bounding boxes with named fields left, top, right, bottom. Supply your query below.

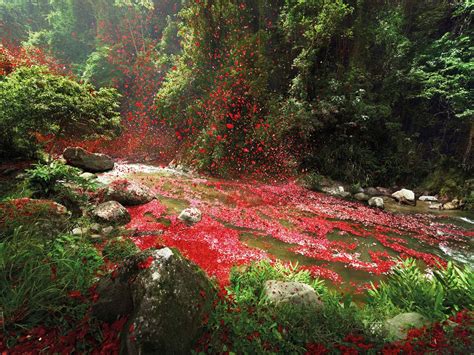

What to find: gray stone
left=93, top=248, right=216, bottom=354
left=429, top=203, right=442, bottom=210
left=419, top=195, right=438, bottom=202
left=354, top=193, right=370, bottom=201
left=105, top=180, right=155, bottom=206
left=63, top=147, right=114, bottom=172
left=365, top=187, right=380, bottom=196
left=92, top=201, right=131, bottom=225
left=384, top=312, right=429, bottom=340
left=368, top=197, right=384, bottom=209
left=264, top=280, right=322, bottom=308
left=376, top=187, right=392, bottom=196
left=392, top=189, right=416, bottom=205
left=178, top=207, right=202, bottom=225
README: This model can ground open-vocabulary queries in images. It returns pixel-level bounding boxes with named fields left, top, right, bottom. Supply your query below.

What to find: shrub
left=0, top=65, right=121, bottom=158
left=367, top=258, right=473, bottom=320
left=25, top=161, right=97, bottom=213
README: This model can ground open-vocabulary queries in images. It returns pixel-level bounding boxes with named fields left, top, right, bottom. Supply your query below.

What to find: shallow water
left=99, top=163, right=474, bottom=292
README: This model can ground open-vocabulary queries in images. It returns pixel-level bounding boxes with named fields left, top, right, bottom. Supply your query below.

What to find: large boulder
left=368, top=197, right=384, bottom=209
left=105, top=179, right=155, bottom=206
left=264, top=280, right=322, bottom=308
left=0, top=198, right=69, bottom=237
left=63, top=147, right=114, bottom=172
left=92, top=201, right=131, bottom=225
left=178, top=207, right=202, bottom=225
left=391, top=189, right=416, bottom=205
left=384, top=312, right=429, bottom=340
left=93, top=248, right=216, bottom=354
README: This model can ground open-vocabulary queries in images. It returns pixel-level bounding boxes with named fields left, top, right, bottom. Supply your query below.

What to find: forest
left=0, top=0, right=473, bottom=353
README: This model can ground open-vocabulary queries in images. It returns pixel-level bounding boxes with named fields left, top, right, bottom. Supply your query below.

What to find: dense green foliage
left=368, top=259, right=474, bottom=320
left=204, top=260, right=473, bottom=353
left=1, top=0, right=472, bottom=188
left=0, top=66, right=121, bottom=159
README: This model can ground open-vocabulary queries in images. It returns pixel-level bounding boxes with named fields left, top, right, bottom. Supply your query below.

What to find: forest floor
left=99, top=162, right=474, bottom=295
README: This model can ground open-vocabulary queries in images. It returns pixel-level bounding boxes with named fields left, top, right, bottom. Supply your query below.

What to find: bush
left=25, top=161, right=97, bottom=213
left=0, top=65, right=121, bottom=158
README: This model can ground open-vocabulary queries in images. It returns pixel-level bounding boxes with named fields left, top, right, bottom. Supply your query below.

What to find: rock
left=105, top=179, right=155, bottom=206
left=392, top=189, right=416, bottom=205
left=368, top=197, right=384, bottom=209
left=178, top=207, right=202, bottom=225
left=0, top=198, right=69, bottom=237
left=419, top=195, right=438, bottom=202
left=442, top=199, right=461, bottom=210
left=322, top=186, right=351, bottom=198
left=429, top=203, right=442, bottom=210
left=354, top=192, right=370, bottom=201
left=93, top=248, right=216, bottom=354
left=102, top=226, right=114, bottom=236
left=80, top=172, right=97, bottom=180
left=365, top=187, right=380, bottom=196
left=264, top=280, right=322, bottom=308
left=384, top=312, right=429, bottom=340
left=72, top=227, right=89, bottom=236
left=376, top=187, right=392, bottom=196
left=63, top=147, right=114, bottom=172
left=92, top=201, right=131, bottom=225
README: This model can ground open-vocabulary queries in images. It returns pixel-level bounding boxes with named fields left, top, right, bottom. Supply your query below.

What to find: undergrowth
left=199, top=260, right=474, bottom=353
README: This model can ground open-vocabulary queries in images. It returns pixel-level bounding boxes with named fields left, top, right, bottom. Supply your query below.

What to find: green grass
left=0, top=222, right=104, bottom=334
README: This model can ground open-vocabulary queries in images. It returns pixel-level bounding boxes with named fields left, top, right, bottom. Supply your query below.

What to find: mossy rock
left=384, top=312, right=429, bottom=340
left=93, top=247, right=216, bottom=354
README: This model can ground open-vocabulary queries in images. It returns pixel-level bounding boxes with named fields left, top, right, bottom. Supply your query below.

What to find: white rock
left=419, top=195, right=438, bottom=202
left=392, top=189, right=415, bottom=204
left=72, top=227, right=89, bottom=235
left=368, top=197, right=384, bottom=209
left=178, top=207, right=202, bottom=225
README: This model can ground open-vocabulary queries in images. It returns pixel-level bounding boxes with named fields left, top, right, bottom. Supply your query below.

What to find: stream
left=98, top=163, right=474, bottom=296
